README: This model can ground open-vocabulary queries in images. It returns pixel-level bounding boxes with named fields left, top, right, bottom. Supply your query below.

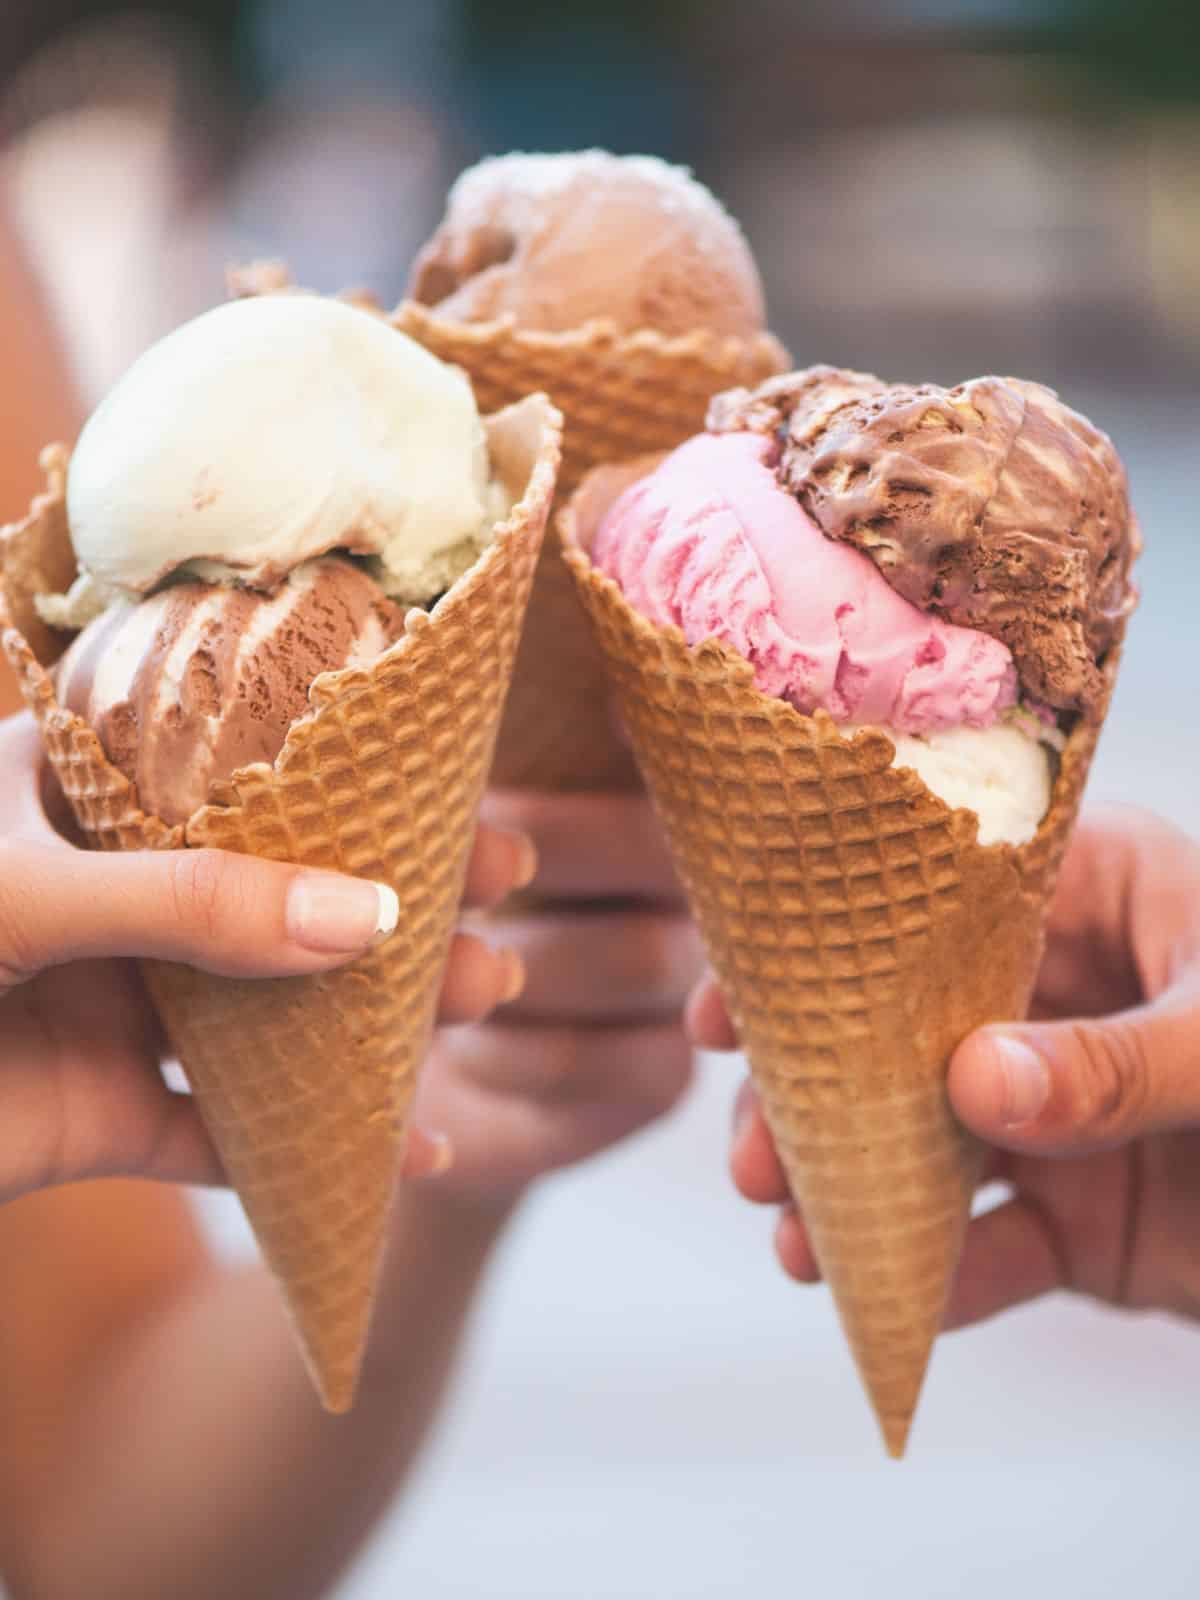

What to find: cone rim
left=1, top=391, right=563, bottom=846
left=557, top=454, right=1121, bottom=876
left=392, top=296, right=791, bottom=375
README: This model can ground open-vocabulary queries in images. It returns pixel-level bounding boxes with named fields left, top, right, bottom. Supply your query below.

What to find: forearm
left=0, top=190, right=81, bottom=519
left=0, top=194, right=80, bottom=719
left=17, top=1186, right=515, bottom=1600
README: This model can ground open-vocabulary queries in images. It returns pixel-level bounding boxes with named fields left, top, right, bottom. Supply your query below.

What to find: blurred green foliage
left=1037, top=0, right=1200, bottom=105
left=4, top=0, right=1198, bottom=108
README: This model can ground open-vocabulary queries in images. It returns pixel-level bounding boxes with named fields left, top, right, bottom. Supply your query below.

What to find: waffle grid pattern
left=395, top=302, right=788, bottom=791
left=0, top=394, right=562, bottom=1409
left=562, top=459, right=1114, bottom=1455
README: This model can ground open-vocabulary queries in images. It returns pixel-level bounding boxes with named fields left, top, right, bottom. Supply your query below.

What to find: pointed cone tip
left=879, top=1410, right=914, bottom=1460
left=309, top=1352, right=360, bottom=1415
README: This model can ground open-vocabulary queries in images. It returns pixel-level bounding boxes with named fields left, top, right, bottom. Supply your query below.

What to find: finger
left=437, top=932, right=525, bottom=1023
left=1034, top=808, right=1200, bottom=1018
left=685, top=973, right=738, bottom=1051
left=0, top=954, right=226, bottom=1197
left=730, top=1096, right=791, bottom=1204
left=730, top=1077, right=756, bottom=1133
left=481, top=790, right=682, bottom=902
left=417, top=1024, right=694, bottom=1184
left=2, top=714, right=62, bottom=838
left=127, top=1091, right=227, bottom=1187
left=942, top=1196, right=1067, bottom=1331
left=461, top=824, right=537, bottom=909
left=401, top=1126, right=454, bottom=1180
left=437, top=1018, right=693, bottom=1113
left=0, top=837, right=403, bottom=984
left=948, top=974, right=1200, bottom=1155
left=484, top=908, right=703, bottom=1022
left=23, top=1067, right=226, bottom=1195
left=775, top=1206, right=823, bottom=1283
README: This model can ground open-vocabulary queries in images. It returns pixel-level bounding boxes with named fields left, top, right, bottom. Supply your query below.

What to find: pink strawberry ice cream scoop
left=593, top=431, right=1017, bottom=734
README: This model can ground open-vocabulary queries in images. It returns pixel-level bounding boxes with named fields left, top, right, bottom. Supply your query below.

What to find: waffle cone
left=393, top=302, right=788, bottom=791
left=0, top=395, right=562, bottom=1410
left=561, top=458, right=1118, bottom=1456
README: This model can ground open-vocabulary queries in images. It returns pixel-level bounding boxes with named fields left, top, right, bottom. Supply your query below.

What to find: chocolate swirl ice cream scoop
left=709, top=367, right=1137, bottom=718
left=56, top=556, right=401, bottom=825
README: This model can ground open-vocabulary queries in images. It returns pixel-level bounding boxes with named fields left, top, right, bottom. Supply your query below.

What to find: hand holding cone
left=561, top=454, right=1123, bottom=1455
left=0, top=395, right=562, bottom=1409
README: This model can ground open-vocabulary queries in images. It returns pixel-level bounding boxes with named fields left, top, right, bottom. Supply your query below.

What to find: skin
left=690, top=808, right=1200, bottom=1331
left=0, top=205, right=703, bottom=1596
left=0, top=749, right=699, bottom=1600
left=0, top=198, right=81, bottom=529
left=0, top=713, right=532, bottom=1202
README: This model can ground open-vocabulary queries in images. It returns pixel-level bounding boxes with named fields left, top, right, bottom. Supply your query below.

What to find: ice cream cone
left=0, top=395, right=562, bottom=1410
left=393, top=302, right=788, bottom=791
left=561, top=457, right=1119, bottom=1456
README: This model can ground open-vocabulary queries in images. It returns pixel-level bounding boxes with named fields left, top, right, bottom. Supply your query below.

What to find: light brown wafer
left=1, top=394, right=562, bottom=1410
left=394, top=302, right=789, bottom=791
left=561, top=456, right=1117, bottom=1456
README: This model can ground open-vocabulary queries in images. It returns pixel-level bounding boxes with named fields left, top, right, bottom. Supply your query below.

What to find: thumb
left=948, top=981, right=1200, bottom=1154
left=0, top=837, right=399, bottom=986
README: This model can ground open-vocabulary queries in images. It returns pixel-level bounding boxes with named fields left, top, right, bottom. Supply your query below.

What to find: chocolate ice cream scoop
left=709, top=367, right=1137, bottom=718
left=409, top=149, right=766, bottom=340
left=56, top=556, right=401, bottom=825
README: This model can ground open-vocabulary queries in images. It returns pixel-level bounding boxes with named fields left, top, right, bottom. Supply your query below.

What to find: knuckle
left=539, top=1027, right=581, bottom=1095
left=169, top=849, right=239, bottom=943
left=1066, top=1020, right=1152, bottom=1139
left=616, top=915, right=701, bottom=1008
left=635, top=1024, right=694, bottom=1117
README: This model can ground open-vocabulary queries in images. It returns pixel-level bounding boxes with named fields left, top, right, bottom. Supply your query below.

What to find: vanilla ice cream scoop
left=889, top=723, right=1053, bottom=847
left=65, top=294, right=503, bottom=604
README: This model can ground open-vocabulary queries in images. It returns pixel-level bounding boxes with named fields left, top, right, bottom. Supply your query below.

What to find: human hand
left=690, top=808, right=1200, bottom=1328
left=409, top=788, right=701, bottom=1209
left=0, top=713, right=533, bottom=1203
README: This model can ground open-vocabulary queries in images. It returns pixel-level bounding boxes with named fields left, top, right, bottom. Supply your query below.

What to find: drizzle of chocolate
left=709, top=366, right=1137, bottom=719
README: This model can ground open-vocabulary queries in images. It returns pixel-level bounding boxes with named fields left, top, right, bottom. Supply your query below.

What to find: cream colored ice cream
left=594, top=426, right=1057, bottom=849
left=889, top=721, right=1054, bottom=847
left=409, top=150, right=767, bottom=339
left=63, top=294, right=503, bottom=605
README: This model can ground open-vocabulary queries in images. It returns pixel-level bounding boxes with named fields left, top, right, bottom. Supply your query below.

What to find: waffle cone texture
left=561, top=458, right=1119, bottom=1457
left=393, top=301, right=788, bottom=791
left=0, top=394, right=562, bottom=1411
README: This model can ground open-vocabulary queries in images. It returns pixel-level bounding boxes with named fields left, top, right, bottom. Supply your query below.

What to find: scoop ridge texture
left=67, top=295, right=499, bottom=603
left=409, top=149, right=766, bottom=340
left=594, top=432, right=1016, bottom=735
left=709, top=366, right=1136, bottom=717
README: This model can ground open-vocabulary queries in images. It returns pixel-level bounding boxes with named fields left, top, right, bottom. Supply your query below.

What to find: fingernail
left=512, top=833, right=538, bottom=891
left=286, top=874, right=399, bottom=954
left=405, top=1129, right=455, bottom=1180
left=991, top=1034, right=1050, bottom=1126
left=498, top=947, right=526, bottom=1004
left=427, top=1132, right=454, bottom=1176
left=731, top=1084, right=756, bottom=1140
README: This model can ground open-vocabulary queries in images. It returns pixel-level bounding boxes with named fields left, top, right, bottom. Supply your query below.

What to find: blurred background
left=0, top=1, right=1196, bottom=1596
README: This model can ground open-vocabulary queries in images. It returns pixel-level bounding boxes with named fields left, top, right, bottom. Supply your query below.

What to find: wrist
left=368, top=1180, right=519, bottom=1331
left=355, top=1181, right=522, bottom=1398
left=406, top=1175, right=526, bottom=1244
